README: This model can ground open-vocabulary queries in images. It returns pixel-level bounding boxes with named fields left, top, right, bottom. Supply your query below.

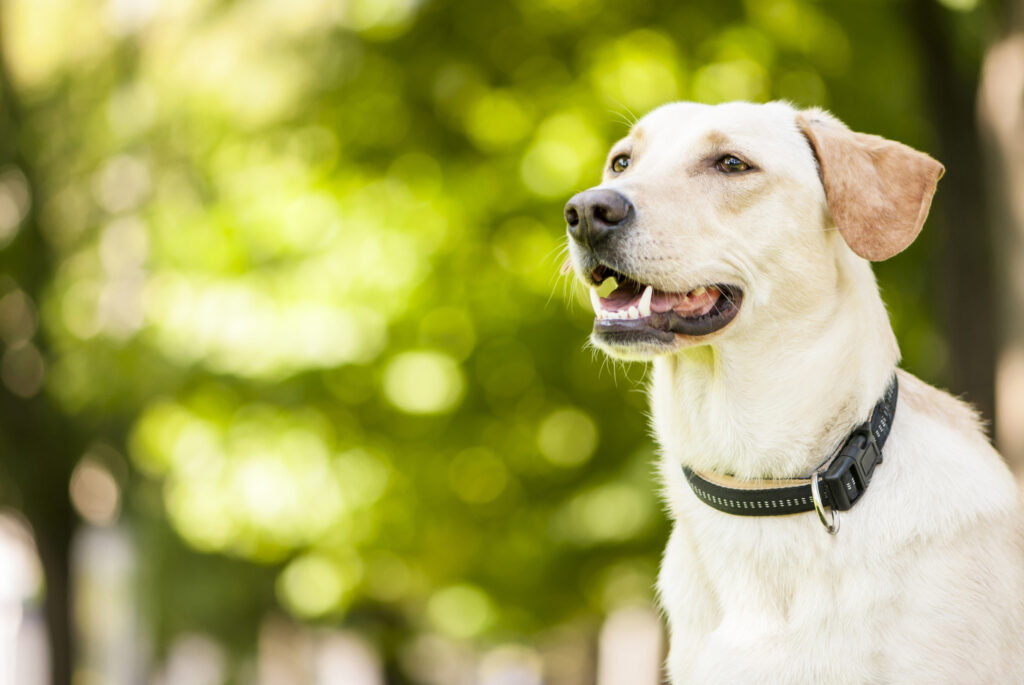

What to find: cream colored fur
left=568, top=101, right=1024, bottom=684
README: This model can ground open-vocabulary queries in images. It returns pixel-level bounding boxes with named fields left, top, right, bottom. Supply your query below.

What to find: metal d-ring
left=811, top=476, right=839, bottom=535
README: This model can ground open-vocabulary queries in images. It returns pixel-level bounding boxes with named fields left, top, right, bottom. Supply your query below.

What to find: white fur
left=569, top=101, right=1024, bottom=684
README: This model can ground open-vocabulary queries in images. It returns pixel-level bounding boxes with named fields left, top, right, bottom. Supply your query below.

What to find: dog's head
left=564, top=101, right=944, bottom=360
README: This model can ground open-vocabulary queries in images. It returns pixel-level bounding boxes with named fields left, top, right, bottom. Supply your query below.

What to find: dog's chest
left=684, top=507, right=825, bottom=615
left=660, top=505, right=908, bottom=683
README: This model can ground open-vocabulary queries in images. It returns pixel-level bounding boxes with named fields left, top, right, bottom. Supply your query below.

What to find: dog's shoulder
left=883, top=369, right=1021, bottom=526
left=895, top=368, right=986, bottom=439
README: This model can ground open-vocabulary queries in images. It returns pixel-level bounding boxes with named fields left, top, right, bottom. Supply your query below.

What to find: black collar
left=681, top=376, right=898, bottom=525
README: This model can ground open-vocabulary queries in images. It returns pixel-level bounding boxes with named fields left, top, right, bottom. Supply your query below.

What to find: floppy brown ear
left=797, top=112, right=945, bottom=261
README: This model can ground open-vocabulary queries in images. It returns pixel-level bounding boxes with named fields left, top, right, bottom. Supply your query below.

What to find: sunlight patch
left=537, top=408, right=598, bottom=467
left=382, top=351, right=465, bottom=415
left=427, top=584, right=496, bottom=640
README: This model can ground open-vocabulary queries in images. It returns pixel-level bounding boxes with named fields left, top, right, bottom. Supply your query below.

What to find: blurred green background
left=0, top=0, right=1020, bottom=683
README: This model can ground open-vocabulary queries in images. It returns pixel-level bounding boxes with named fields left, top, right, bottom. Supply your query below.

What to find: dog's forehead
left=629, top=101, right=805, bottom=160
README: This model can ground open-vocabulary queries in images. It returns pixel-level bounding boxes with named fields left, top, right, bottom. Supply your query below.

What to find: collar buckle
left=821, top=430, right=881, bottom=511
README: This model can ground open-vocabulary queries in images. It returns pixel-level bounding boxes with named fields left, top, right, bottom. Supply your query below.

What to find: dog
left=564, top=101, right=1024, bottom=684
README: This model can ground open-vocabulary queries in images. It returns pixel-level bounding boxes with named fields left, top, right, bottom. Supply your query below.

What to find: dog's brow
left=703, top=129, right=729, bottom=146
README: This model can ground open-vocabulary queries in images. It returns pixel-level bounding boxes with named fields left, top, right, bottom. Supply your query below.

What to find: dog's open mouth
left=588, top=265, right=743, bottom=343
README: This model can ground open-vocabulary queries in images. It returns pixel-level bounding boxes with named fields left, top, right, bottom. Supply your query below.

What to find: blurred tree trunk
left=31, top=502, right=76, bottom=685
left=979, top=0, right=1024, bottom=474
left=0, top=383, right=79, bottom=685
left=907, top=0, right=997, bottom=430
left=0, top=30, right=80, bottom=685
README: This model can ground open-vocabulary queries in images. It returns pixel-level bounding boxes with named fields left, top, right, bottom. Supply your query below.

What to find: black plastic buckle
left=822, top=430, right=882, bottom=511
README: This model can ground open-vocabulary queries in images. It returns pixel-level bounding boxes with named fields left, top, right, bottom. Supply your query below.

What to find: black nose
left=564, top=188, right=634, bottom=249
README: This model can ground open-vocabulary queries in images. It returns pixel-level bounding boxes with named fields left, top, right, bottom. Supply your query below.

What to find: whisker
left=545, top=243, right=573, bottom=307
left=606, top=99, right=639, bottom=129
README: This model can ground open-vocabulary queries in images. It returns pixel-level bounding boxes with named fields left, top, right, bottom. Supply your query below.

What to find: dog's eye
left=716, top=155, right=751, bottom=173
left=610, top=154, right=631, bottom=173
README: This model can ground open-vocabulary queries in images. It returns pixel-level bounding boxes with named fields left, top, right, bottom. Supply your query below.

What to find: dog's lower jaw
left=590, top=332, right=719, bottom=362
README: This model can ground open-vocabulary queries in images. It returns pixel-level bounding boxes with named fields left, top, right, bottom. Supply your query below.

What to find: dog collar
left=681, top=375, right=898, bottom=534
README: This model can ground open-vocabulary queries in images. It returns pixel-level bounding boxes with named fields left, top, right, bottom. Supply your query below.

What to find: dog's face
left=565, top=101, right=943, bottom=360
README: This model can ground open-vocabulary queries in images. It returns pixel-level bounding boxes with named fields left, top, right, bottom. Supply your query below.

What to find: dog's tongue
left=602, top=280, right=644, bottom=310
left=602, top=281, right=721, bottom=317
left=654, top=287, right=720, bottom=317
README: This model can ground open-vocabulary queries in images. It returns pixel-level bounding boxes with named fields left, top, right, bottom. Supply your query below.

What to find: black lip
left=593, top=285, right=743, bottom=344
left=586, top=259, right=632, bottom=287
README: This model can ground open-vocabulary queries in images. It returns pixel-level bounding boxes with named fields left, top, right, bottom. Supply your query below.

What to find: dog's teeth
left=639, top=285, right=653, bottom=317
left=590, top=287, right=602, bottom=315
left=628, top=306, right=639, bottom=319
left=691, top=286, right=707, bottom=297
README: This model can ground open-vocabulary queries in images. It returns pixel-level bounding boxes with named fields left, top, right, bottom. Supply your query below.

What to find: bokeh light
left=383, top=351, right=465, bottom=415
left=277, top=553, right=362, bottom=619
left=427, top=584, right=497, bottom=640
left=537, top=408, right=598, bottom=467
left=69, top=458, right=120, bottom=527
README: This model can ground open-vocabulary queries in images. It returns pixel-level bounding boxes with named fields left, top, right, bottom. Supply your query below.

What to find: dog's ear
left=797, top=111, right=945, bottom=261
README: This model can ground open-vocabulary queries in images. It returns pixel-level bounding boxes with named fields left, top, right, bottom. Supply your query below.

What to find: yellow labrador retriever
left=564, top=101, right=1024, bottom=684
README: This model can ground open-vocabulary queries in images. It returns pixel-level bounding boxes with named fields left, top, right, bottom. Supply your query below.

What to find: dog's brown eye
left=610, top=154, right=631, bottom=173
left=716, top=155, right=751, bottom=173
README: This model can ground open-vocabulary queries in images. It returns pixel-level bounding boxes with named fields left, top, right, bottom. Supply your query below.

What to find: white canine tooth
left=639, top=285, right=653, bottom=317
left=590, top=287, right=602, bottom=315
left=628, top=306, right=639, bottom=319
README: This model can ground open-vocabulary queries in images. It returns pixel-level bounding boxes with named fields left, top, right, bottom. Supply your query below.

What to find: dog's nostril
left=593, top=198, right=629, bottom=226
left=565, top=206, right=580, bottom=226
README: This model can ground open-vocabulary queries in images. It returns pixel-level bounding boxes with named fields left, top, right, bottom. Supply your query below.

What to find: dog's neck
left=649, top=262, right=899, bottom=480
